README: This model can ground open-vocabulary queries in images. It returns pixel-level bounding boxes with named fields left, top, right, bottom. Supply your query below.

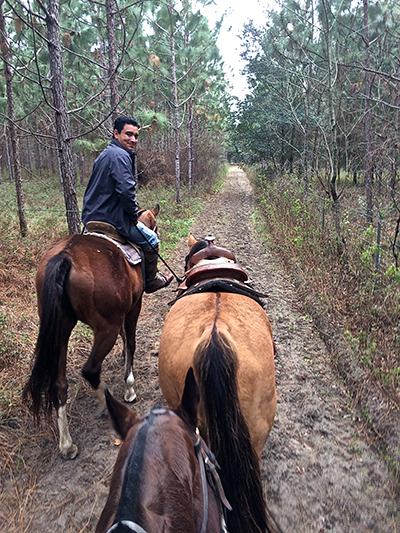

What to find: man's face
left=114, top=124, right=139, bottom=152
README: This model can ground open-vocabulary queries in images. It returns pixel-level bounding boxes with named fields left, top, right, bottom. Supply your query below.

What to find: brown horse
left=96, top=368, right=231, bottom=533
left=23, top=207, right=160, bottom=459
left=158, top=234, right=278, bottom=533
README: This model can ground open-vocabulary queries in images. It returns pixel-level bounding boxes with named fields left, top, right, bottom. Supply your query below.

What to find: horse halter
left=106, top=407, right=230, bottom=533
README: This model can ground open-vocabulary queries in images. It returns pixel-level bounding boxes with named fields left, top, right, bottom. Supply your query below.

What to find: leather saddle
left=177, top=242, right=248, bottom=293
left=171, top=239, right=268, bottom=309
left=85, top=221, right=126, bottom=243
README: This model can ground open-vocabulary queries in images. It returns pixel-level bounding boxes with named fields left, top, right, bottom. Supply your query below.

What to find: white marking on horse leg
left=58, top=405, right=78, bottom=459
left=124, top=369, right=136, bottom=403
left=93, top=380, right=107, bottom=411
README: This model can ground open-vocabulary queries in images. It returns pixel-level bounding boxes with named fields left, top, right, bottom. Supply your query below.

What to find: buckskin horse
left=158, top=234, right=278, bottom=533
left=96, top=368, right=231, bottom=533
left=23, top=206, right=160, bottom=459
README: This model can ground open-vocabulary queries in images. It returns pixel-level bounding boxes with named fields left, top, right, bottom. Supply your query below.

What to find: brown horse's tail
left=194, top=325, right=277, bottom=533
left=23, top=253, right=75, bottom=421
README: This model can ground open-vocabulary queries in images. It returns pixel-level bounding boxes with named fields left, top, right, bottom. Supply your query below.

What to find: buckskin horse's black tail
left=23, top=253, right=75, bottom=421
left=194, top=325, right=277, bottom=533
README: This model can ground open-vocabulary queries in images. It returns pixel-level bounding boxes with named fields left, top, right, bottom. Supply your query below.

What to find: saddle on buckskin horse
left=173, top=237, right=268, bottom=307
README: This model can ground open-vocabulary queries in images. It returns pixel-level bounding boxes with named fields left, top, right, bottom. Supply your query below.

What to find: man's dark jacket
left=82, top=139, right=139, bottom=238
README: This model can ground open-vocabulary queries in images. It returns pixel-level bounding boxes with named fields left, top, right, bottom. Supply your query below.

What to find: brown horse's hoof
left=124, top=390, right=137, bottom=403
left=61, top=443, right=79, bottom=460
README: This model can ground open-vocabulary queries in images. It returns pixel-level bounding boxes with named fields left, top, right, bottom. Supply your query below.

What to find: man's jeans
left=128, top=221, right=159, bottom=248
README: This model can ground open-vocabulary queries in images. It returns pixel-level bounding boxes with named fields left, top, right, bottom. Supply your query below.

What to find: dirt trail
left=2, top=166, right=399, bottom=532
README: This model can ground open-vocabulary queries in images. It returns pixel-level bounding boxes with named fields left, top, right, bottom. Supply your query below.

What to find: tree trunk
left=321, top=0, right=343, bottom=255
left=391, top=37, right=400, bottom=194
left=168, top=1, right=181, bottom=204
left=187, top=97, right=194, bottom=193
left=26, top=135, right=33, bottom=177
left=5, top=127, right=13, bottom=182
left=106, top=0, right=119, bottom=123
left=311, top=88, right=323, bottom=174
left=303, top=79, right=310, bottom=195
left=0, top=1, right=27, bottom=236
left=46, top=0, right=80, bottom=234
left=363, top=0, right=373, bottom=224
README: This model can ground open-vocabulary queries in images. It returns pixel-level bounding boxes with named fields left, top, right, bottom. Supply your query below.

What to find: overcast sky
left=202, top=0, right=273, bottom=99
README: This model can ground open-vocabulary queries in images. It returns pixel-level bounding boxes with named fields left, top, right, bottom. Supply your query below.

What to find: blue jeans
left=128, top=221, right=159, bottom=248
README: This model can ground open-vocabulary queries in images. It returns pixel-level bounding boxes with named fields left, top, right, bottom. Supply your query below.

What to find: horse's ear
left=188, top=233, right=197, bottom=248
left=152, top=204, right=160, bottom=217
left=177, top=367, right=200, bottom=429
left=105, top=389, right=139, bottom=440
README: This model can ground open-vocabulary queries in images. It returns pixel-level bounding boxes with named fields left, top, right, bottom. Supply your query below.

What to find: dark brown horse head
left=96, top=368, right=224, bottom=533
left=105, top=367, right=199, bottom=441
left=137, top=205, right=160, bottom=233
left=184, top=234, right=208, bottom=271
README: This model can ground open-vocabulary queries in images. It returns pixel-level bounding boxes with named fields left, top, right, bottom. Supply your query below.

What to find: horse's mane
left=112, top=411, right=156, bottom=525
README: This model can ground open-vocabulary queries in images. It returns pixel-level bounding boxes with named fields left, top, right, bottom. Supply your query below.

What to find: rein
left=106, top=408, right=230, bottom=533
left=135, top=217, right=183, bottom=284
left=194, top=430, right=209, bottom=533
left=194, top=428, right=232, bottom=533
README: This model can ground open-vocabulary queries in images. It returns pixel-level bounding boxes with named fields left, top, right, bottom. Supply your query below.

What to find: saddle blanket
left=85, top=232, right=142, bottom=266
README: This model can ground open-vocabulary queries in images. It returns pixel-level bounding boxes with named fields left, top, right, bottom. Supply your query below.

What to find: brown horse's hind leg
left=81, top=326, right=121, bottom=409
left=122, top=302, right=142, bottom=402
left=57, top=320, right=78, bottom=459
left=120, top=327, right=136, bottom=402
left=58, top=404, right=78, bottom=459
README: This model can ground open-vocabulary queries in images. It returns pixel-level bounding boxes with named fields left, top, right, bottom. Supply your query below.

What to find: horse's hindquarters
left=31, top=234, right=144, bottom=459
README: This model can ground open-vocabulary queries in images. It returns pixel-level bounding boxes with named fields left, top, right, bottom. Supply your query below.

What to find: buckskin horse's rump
left=159, top=290, right=276, bottom=458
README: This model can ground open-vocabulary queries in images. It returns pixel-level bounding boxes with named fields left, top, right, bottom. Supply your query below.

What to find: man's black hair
left=113, top=116, right=139, bottom=134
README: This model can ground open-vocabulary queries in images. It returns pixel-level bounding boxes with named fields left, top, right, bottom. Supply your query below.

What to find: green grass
left=0, top=176, right=213, bottom=252
left=250, top=169, right=400, bottom=400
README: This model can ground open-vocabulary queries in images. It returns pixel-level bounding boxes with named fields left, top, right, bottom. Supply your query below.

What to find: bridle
left=106, top=408, right=230, bottom=533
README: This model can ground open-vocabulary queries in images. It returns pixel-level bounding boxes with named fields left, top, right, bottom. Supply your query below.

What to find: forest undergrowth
left=248, top=166, right=400, bottom=481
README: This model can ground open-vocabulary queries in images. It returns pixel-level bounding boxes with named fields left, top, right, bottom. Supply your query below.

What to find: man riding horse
left=82, top=115, right=173, bottom=293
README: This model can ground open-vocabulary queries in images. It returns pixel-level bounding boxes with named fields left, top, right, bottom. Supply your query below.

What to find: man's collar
left=111, top=138, right=134, bottom=154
